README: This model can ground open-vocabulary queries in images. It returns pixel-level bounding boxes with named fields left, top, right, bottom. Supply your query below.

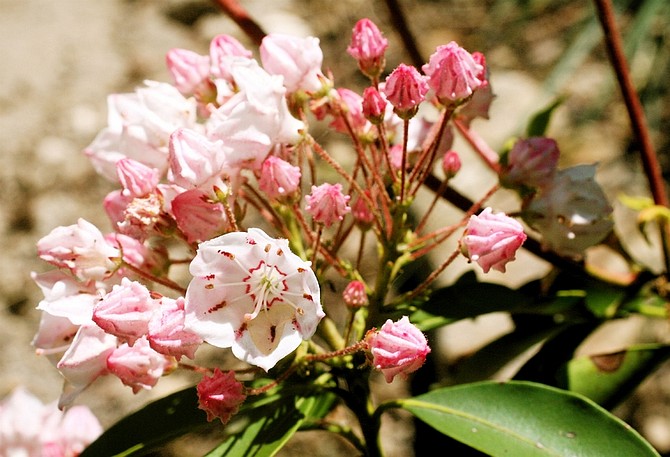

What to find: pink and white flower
left=260, top=34, right=325, bottom=93
left=57, top=324, right=118, bottom=409
left=0, top=387, right=102, bottom=457
left=84, top=81, right=197, bottom=181
left=367, top=316, right=430, bottom=383
left=462, top=207, right=527, bottom=273
left=207, top=59, right=304, bottom=169
left=37, top=218, right=120, bottom=281
left=184, top=228, right=324, bottom=371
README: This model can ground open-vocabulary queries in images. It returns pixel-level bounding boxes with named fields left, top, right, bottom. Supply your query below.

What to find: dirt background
left=1, top=0, right=669, bottom=455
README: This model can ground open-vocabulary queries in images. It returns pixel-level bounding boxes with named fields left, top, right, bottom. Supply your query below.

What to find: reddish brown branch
left=211, top=0, right=266, bottom=46
left=593, top=0, right=670, bottom=274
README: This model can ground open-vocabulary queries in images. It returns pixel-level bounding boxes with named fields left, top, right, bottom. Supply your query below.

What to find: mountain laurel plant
left=28, top=3, right=670, bottom=456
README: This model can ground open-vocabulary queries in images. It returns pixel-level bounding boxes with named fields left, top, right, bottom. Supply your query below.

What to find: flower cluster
left=0, top=387, right=102, bottom=456
left=30, top=16, right=615, bottom=433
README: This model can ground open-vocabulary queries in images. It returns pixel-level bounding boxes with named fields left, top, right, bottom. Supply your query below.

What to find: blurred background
left=1, top=0, right=669, bottom=454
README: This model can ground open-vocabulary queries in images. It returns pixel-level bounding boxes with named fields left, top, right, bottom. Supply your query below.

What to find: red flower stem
left=120, top=261, right=187, bottom=295
left=211, top=0, right=266, bottom=45
left=383, top=0, right=424, bottom=68
left=453, top=117, right=501, bottom=173
left=593, top=0, right=670, bottom=275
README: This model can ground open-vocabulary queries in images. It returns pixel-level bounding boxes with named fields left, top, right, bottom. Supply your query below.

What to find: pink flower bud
left=367, top=316, right=430, bottom=383
left=260, top=34, right=324, bottom=93
left=92, top=278, right=158, bottom=345
left=305, top=183, right=351, bottom=227
left=165, top=48, right=211, bottom=96
left=197, top=368, right=246, bottom=424
left=116, top=158, right=160, bottom=198
left=441, top=150, right=462, bottom=179
left=107, top=336, right=176, bottom=393
left=382, top=64, right=428, bottom=118
left=422, top=42, right=485, bottom=104
left=457, top=52, right=494, bottom=123
left=501, top=137, right=560, bottom=191
left=347, top=18, right=388, bottom=78
left=462, top=207, right=527, bottom=273
left=351, top=190, right=375, bottom=229
left=209, top=34, right=253, bottom=81
left=362, top=87, right=387, bottom=125
left=148, top=296, right=202, bottom=360
left=343, top=280, right=368, bottom=307
left=171, top=188, right=229, bottom=244
left=329, top=88, right=371, bottom=136
left=258, top=156, right=301, bottom=200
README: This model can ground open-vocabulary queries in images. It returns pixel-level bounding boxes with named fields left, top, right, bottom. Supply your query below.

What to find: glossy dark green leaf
left=560, top=344, right=670, bottom=408
left=398, top=381, right=659, bottom=456
left=80, top=386, right=206, bottom=457
left=410, top=271, right=533, bottom=331
left=204, top=390, right=336, bottom=457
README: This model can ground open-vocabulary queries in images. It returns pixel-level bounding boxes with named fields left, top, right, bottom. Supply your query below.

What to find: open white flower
left=184, top=228, right=323, bottom=371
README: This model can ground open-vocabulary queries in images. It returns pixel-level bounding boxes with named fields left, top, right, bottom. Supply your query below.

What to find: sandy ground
left=1, top=0, right=669, bottom=455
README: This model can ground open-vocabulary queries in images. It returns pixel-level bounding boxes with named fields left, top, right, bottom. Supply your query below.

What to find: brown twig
left=211, top=0, right=266, bottom=45
left=383, top=0, right=425, bottom=68
left=593, top=0, right=670, bottom=275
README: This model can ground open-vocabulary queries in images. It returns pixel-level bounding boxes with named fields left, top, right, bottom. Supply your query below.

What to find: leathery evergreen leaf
left=396, top=381, right=659, bottom=456
left=204, top=388, right=337, bottom=457
left=561, top=344, right=670, bottom=408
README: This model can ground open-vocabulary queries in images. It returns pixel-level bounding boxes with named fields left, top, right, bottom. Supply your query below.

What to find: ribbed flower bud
left=347, top=18, right=388, bottom=79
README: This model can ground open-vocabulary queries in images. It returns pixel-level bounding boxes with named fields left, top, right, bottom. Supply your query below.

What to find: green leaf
left=205, top=389, right=337, bottom=457
left=560, top=344, right=670, bottom=408
left=525, top=98, right=564, bottom=137
left=397, top=381, right=659, bottom=457
left=80, top=386, right=208, bottom=457
left=410, top=271, right=533, bottom=331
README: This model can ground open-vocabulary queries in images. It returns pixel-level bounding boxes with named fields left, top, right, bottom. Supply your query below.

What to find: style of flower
left=462, top=208, right=527, bottom=273
left=196, top=369, right=246, bottom=424
left=422, top=41, right=485, bottom=104
left=523, top=164, right=613, bottom=257
left=184, top=228, right=324, bottom=371
left=366, top=316, right=430, bottom=383
left=347, top=18, right=388, bottom=79
left=305, top=183, right=351, bottom=227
